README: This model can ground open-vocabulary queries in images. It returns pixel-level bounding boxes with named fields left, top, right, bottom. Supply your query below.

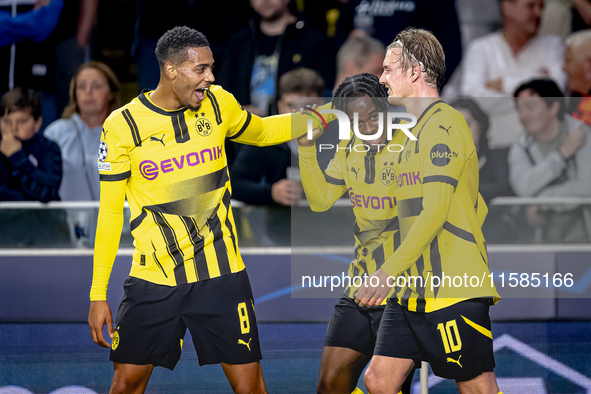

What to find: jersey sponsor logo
left=98, top=141, right=108, bottom=162
left=97, top=162, right=111, bottom=172
left=446, top=355, right=462, bottom=368
left=139, top=144, right=223, bottom=180
left=380, top=165, right=395, bottom=186
left=150, top=134, right=165, bottom=146
left=430, top=144, right=457, bottom=166
left=348, top=188, right=396, bottom=210
left=195, top=118, right=213, bottom=137
left=439, top=124, right=451, bottom=135
left=396, top=171, right=421, bottom=188
left=238, top=338, right=252, bottom=351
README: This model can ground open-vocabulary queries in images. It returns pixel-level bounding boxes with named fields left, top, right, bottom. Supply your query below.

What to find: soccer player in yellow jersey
left=87, top=27, right=307, bottom=394
left=354, top=28, right=503, bottom=393
left=298, top=73, right=413, bottom=394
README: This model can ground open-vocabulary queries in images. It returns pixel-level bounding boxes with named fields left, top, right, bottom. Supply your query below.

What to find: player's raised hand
left=296, top=105, right=324, bottom=147
left=354, top=269, right=391, bottom=308
left=88, top=300, right=114, bottom=348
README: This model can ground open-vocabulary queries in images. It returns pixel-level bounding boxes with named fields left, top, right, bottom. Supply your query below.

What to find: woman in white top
left=45, top=61, right=120, bottom=245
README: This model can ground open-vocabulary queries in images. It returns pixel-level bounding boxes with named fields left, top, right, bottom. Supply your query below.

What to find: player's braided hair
left=332, top=73, right=388, bottom=115
left=155, top=26, right=210, bottom=69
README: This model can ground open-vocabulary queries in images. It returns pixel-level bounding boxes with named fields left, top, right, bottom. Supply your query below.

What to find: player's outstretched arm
left=297, top=125, right=346, bottom=212
left=88, top=179, right=126, bottom=347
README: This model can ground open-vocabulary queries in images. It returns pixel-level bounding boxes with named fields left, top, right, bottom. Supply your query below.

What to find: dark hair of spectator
left=63, top=61, right=121, bottom=119
left=279, top=68, right=324, bottom=98
left=1, top=87, right=42, bottom=120
left=451, top=98, right=490, bottom=153
left=155, top=26, right=210, bottom=69
left=513, top=78, right=566, bottom=121
left=387, top=27, right=446, bottom=92
left=332, top=73, right=388, bottom=114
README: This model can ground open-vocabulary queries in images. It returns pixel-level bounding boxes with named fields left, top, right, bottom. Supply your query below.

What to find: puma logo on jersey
left=102, top=128, right=108, bottom=139
left=150, top=134, right=166, bottom=146
left=439, top=125, right=451, bottom=135
left=447, top=355, right=462, bottom=368
left=350, top=167, right=360, bottom=180
left=238, top=338, right=252, bottom=351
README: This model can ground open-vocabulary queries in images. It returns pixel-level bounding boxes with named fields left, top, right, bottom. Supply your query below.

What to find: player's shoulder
left=424, top=102, right=471, bottom=143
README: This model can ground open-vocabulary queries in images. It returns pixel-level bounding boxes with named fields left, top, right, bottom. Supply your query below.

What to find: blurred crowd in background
left=1, top=0, right=591, bottom=246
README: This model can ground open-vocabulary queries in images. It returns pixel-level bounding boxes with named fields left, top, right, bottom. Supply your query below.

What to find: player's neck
left=260, top=12, right=296, bottom=36
left=403, top=94, right=440, bottom=120
left=149, top=84, right=188, bottom=111
left=503, top=24, right=536, bottom=55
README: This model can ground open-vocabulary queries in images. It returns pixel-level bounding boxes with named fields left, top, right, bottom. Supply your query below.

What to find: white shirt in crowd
left=461, top=32, right=567, bottom=149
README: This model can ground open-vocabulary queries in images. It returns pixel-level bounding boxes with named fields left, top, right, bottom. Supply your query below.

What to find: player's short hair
left=337, top=36, right=385, bottom=75
left=332, top=73, right=388, bottom=115
left=1, top=87, right=42, bottom=120
left=155, top=26, right=210, bottom=69
left=386, top=27, right=446, bottom=92
left=279, top=68, right=324, bottom=98
left=513, top=78, right=566, bottom=121
left=450, top=98, right=490, bottom=153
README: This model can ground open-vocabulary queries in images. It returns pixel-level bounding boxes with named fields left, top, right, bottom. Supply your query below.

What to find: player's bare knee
left=109, top=378, right=140, bottom=394
left=316, top=373, right=342, bottom=394
left=364, top=368, right=399, bottom=394
left=232, top=380, right=267, bottom=394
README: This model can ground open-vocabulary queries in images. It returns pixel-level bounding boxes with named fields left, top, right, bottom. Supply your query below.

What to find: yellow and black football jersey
left=380, top=99, right=500, bottom=313
left=90, top=86, right=301, bottom=301
left=299, top=128, right=406, bottom=300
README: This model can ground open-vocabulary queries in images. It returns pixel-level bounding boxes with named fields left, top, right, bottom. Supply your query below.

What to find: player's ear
left=410, top=64, right=420, bottom=83
left=165, top=62, right=177, bottom=79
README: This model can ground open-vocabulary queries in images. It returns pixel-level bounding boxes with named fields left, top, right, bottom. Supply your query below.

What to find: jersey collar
left=138, top=90, right=188, bottom=116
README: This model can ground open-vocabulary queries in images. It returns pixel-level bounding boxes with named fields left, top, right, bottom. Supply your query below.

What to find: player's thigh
left=221, top=361, right=266, bottom=394
left=318, top=346, right=371, bottom=394
left=182, top=270, right=262, bottom=366
left=456, top=371, right=500, bottom=394
left=110, top=363, right=154, bottom=394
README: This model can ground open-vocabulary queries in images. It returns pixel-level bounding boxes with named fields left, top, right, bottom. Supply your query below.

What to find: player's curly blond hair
left=387, top=28, right=446, bottom=92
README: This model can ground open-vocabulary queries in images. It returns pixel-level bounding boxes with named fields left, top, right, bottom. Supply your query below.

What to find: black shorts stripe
left=207, top=90, right=223, bottom=125
left=208, top=211, right=231, bottom=275
left=122, top=109, right=142, bottom=147
left=443, top=221, right=477, bottom=244
left=228, top=111, right=252, bottom=140
left=399, top=286, right=412, bottom=309
left=398, top=197, right=423, bottom=218
left=172, top=114, right=191, bottom=143
left=423, top=175, right=458, bottom=188
left=430, top=236, right=442, bottom=298
left=100, top=171, right=131, bottom=182
left=324, top=173, right=346, bottom=185
left=222, top=189, right=237, bottom=254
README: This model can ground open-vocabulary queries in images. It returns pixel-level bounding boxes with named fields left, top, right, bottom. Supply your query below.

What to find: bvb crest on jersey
left=195, top=118, right=213, bottom=137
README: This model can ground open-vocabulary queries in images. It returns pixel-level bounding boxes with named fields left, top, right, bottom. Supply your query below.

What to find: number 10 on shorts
left=437, top=319, right=462, bottom=354
left=238, top=302, right=250, bottom=334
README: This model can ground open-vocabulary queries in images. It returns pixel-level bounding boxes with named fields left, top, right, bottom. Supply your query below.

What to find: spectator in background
left=563, top=30, right=591, bottom=124
left=462, top=0, right=567, bottom=149
left=509, top=79, right=591, bottom=242
left=0, top=0, right=64, bottom=130
left=219, top=0, right=335, bottom=116
left=0, top=88, right=61, bottom=202
left=44, top=61, right=120, bottom=246
left=451, top=98, right=510, bottom=202
left=230, top=68, right=324, bottom=245
left=336, top=0, right=462, bottom=83
left=333, top=35, right=385, bottom=91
